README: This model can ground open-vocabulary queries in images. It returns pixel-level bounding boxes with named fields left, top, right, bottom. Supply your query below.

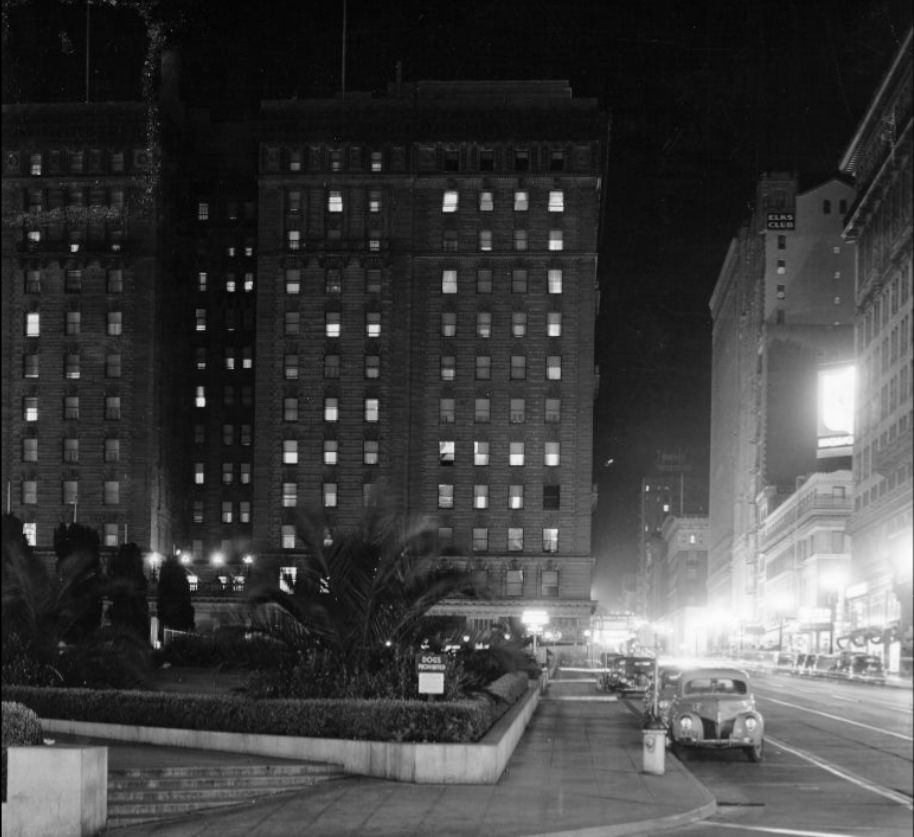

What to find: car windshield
left=683, top=677, right=748, bottom=695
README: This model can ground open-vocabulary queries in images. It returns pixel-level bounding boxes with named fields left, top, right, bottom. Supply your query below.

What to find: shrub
left=2, top=701, right=43, bottom=802
left=483, top=672, right=530, bottom=705
left=154, top=631, right=292, bottom=671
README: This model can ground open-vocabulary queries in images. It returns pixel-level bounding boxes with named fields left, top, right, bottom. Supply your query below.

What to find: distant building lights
left=211, top=551, right=225, bottom=566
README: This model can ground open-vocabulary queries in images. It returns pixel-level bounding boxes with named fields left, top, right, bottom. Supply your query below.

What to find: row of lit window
left=443, top=268, right=564, bottom=295
left=22, top=267, right=125, bottom=294
left=193, top=500, right=252, bottom=525
left=194, top=463, right=253, bottom=484
left=21, top=437, right=120, bottom=463
left=282, top=267, right=381, bottom=296
left=23, top=149, right=143, bottom=177
left=281, top=148, right=386, bottom=174
left=196, top=272, right=255, bottom=293
left=23, top=311, right=122, bottom=337
left=440, top=355, right=565, bottom=381
left=193, top=386, right=255, bottom=408
left=21, top=352, right=123, bottom=380
left=15, top=521, right=122, bottom=549
left=285, top=228, right=567, bottom=254
left=441, top=189, right=564, bottom=213
left=439, top=310, right=562, bottom=338
left=18, top=479, right=121, bottom=505
left=23, top=229, right=124, bottom=253
left=22, top=396, right=122, bottom=421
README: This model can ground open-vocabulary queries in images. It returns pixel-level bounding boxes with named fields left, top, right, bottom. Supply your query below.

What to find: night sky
left=4, top=0, right=912, bottom=605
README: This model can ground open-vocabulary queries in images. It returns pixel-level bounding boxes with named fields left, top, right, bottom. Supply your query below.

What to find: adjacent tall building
left=2, top=79, right=608, bottom=638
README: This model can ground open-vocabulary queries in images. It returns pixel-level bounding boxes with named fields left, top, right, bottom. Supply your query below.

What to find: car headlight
left=678, top=716, right=693, bottom=732
left=659, top=699, right=670, bottom=710
left=744, top=717, right=758, bottom=732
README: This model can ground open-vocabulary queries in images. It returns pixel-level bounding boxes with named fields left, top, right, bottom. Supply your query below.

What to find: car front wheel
left=744, top=740, right=764, bottom=762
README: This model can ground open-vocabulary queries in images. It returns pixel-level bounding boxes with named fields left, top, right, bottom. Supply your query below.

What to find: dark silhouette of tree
left=52, top=522, right=103, bottom=643
left=106, top=542, right=150, bottom=642
left=156, top=554, right=194, bottom=640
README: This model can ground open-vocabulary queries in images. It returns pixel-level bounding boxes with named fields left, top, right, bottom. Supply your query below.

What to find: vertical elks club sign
left=766, top=212, right=795, bottom=230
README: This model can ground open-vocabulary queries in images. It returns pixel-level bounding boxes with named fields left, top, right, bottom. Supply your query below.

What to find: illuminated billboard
left=817, top=363, right=855, bottom=458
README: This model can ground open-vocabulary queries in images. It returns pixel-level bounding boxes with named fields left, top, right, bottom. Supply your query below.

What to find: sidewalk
left=69, top=671, right=716, bottom=837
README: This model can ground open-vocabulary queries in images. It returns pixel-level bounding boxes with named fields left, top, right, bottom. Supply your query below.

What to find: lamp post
left=522, top=609, right=549, bottom=662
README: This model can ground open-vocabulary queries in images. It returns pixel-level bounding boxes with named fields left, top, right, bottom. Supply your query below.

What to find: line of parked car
left=775, top=650, right=886, bottom=685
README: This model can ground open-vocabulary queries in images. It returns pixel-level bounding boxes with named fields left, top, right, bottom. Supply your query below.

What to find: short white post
left=641, top=728, right=666, bottom=775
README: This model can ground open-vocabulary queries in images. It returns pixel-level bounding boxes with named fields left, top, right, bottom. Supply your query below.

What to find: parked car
left=835, top=653, right=886, bottom=685
left=667, top=667, right=765, bottom=762
left=812, top=654, right=840, bottom=678
left=774, top=652, right=796, bottom=672
left=794, top=653, right=818, bottom=676
left=600, top=655, right=654, bottom=694
left=642, top=664, right=684, bottom=723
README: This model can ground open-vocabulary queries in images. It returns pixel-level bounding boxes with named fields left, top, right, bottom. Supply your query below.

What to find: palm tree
left=247, top=505, right=487, bottom=671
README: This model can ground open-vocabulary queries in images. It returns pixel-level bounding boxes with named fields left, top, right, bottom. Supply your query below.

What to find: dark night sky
left=4, top=0, right=912, bottom=604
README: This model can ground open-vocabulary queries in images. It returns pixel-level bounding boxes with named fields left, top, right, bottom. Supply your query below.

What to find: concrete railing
left=40, top=682, right=541, bottom=785
left=2, top=746, right=107, bottom=837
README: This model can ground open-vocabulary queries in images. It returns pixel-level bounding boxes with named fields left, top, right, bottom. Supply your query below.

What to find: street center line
left=704, top=823, right=871, bottom=836
left=760, top=696, right=913, bottom=741
left=766, top=734, right=914, bottom=811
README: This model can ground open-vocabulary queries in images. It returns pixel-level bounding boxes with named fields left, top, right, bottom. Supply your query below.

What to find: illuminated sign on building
left=766, top=212, right=795, bottom=230
left=817, top=363, right=855, bottom=459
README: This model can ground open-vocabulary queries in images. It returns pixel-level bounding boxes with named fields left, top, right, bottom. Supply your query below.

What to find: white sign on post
left=417, top=653, right=446, bottom=695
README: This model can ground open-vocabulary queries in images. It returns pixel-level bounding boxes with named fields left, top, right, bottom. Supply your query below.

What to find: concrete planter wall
left=41, top=682, right=541, bottom=785
left=1, top=746, right=107, bottom=837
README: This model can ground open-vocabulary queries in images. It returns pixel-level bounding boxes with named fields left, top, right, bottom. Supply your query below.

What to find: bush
left=154, top=631, right=292, bottom=671
left=483, top=672, right=530, bottom=705
left=2, top=701, right=43, bottom=802
left=1, top=685, right=498, bottom=744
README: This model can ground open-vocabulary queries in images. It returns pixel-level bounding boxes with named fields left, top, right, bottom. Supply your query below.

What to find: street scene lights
left=769, top=591, right=795, bottom=651
left=521, top=609, right=549, bottom=659
left=820, top=569, right=848, bottom=654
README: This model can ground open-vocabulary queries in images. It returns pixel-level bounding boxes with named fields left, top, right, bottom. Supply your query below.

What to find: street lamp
left=522, top=609, right=549, bottom=659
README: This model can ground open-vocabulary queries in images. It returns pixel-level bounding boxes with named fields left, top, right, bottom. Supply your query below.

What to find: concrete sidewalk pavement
left=73, top=671, right=716, bottom=836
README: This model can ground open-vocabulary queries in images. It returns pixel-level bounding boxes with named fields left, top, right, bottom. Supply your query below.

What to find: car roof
left=679, top=667, right=751, bottom=682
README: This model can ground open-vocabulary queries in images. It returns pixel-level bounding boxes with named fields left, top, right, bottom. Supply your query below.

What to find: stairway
left=106, top=761, right=349, bottom=829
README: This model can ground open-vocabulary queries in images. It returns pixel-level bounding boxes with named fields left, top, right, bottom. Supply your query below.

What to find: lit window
left=289, top=149, right=302, bottom=171
left=325, top=312, right=341, bottom=337
left=510, top=398, right=525, bottom=423
left=283, top=440, right=298, bottom=464
left=364, top=398, right=379, bottom=422
left=226, top=276, right=237, bottom=293
left=514, top=191, right=529, bottom=211
left=548, top=190, right=564, bottom=212
left=330, top=149, right=342, bottom=171
left=507, top=532, right=524, bottom=556
left=476, top=311, right=491, bottom=337
left=104, top=438, right=120, bottom=462
left=64, top=396, right=79, bottom=419
left=441, top=356, right=456, bottom=381
left=65, top=353, right=81, bottom=379
left=479, top=191, right=494, bottom=211
left=473, top=527, right=488, bottom=552
left=509, top=484, right=525, bottom=509
left=284, top=354, right=299, bottom=380
left=22, top=480, right=38, bottom=504
left=195, top=308, right=206, bottom=331
left=222, top=502, right=233, bottom=524
left=366, top=269, right=382, bottom=293
left=23, top=522, right=36, bottom=545
left=23, top=353, right=39, bottom=378
left=477, top=269, right=492, bottom=293
left=437, top=483, right=454, bottom=508
left=324, top=397, right=339, bottom=422
left=23, top=397, right=39, bottom=422
left=547, top=312, right=562, bottom=336
left=512, top=312, right=527, bottom=337
left=474, top=441, right=490, bottom=466
left=195, top=386, right=206, bottom=408
left=65, top=311, right=81, bottom=335
left=474, top=484, right=489, bottom=509
left=25, top=312, right=40, bottom=336
left=324, top=439, right=338, bottom=466
left=323, top=482, right=338, bottom=508
left=442, top=190, right=459, bottom=212
left=363, top=440, right=379, bottom=465
left=197, top=271, right=207, bottom=292
left=369, top=190, right=381, bottom=212
left=442, top=269, right=458, bottom=294
left=30, top=153, right=42, bottom=175
left=514, top=229, right=528, bottom=251
left=104, top=480, right=119, bottom=505
left=222, top=463, right=234, bottom=485
left=542, top=569, right=559, bottom=595
left=475, top=356, right=491, bottom=380
left=370, top=151, right=383, bottom=172
left=327, top=191, right=343, bottom=212
left=194, top=463, right=205, bottom=484
left=439, top=440, right=455, bottom=465
left=479, top=230, right=492, bottom=251
left=27, top=230, right=41, bottom=246
left=281, top=526, right=296, bottom=550
left=776, top=284, right=786, bottom=300
left=226, top=246, right=236, bottom=257
left=105, top=396, right=121, bottom=420
left=240, top=463, right=251, bottom=485
left=475, top=398, right=490, bottom=423
left=239, top=502, right=251, bottom=524
left=240, top=424, right=252, bottom=446
left=510, top=355, right=526, bottom=380
left=509, top=441, right=525, bottom=466
left=366, top=311, right=381, bottom=337
left=512, top=269, right=528, bottom=293
left=282, top=482, right=298, bottom=508
left=104, top=524, right=119, bottom=547
left=106, top=354, right=122, bottom=378
left=546, top=356, right=562, bottom=380
left=283, top=397, right=299, bottom=422
left=543, top=528, right=559, bottom=553
left=545, top=398, right=561, bottom=423
left=287, top=230, right=300, bottom=251
left=544, top=441, right=560, bottom=466
left=776, top=259, right=786, bottom=275
left=107, top=311, right=122, bottom=336
left=325, top=269, right=342, bottom=294
left=197, top=202, right=209, bottom=221
left=61, top=437, right=81, bottom=464
left=548, top=230, right=564, bottom=251
left=548, top=269, right=563, bottom=294
left=365, top=355, right=380, bottom=378
left=287, top=190, right=302, bottom=214
left=23, top=438, right=38, bottom=462
left=441, top=312, right=457, bottom=337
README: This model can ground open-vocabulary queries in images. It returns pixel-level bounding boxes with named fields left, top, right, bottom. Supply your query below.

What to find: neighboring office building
left=757, top=470, right=853, bottom=655
left=708, top=173, right=857, bottom=640
left=839, top=28, right=913, bottom=674
left=1, top=102, right=171, bottom=558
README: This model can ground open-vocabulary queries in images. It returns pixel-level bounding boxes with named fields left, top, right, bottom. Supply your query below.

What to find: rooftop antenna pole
left=340, top=0, right=347, bottom=98
left=84, top=0, right=91, bottom=103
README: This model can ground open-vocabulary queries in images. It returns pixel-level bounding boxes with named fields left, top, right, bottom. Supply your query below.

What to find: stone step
left=109, top=775, right=342, bottom=803
left=109, top=770, right=343, bottom=792
left=113, top=761, right=340, bottom=779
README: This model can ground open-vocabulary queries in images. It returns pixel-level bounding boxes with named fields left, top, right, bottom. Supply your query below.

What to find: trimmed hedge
left=2, top=701, right=43, bottom=802
left=1, top=684, right=526, bottom=744
left=483, top=672, right=530, bottom=705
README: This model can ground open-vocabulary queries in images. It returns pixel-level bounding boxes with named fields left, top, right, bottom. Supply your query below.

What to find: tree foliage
left=106, top=542, right=150, bottom=641
left=155, top=554, right=194, bottom=638
left=52, top=522, right=103, bottom=643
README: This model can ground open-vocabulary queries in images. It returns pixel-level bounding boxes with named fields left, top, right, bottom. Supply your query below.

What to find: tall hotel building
left=3, top=80, right=607, bottom=636
left=839, top=28, right=912, bottom=669
left=1, top=103, right=171, bottom=556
